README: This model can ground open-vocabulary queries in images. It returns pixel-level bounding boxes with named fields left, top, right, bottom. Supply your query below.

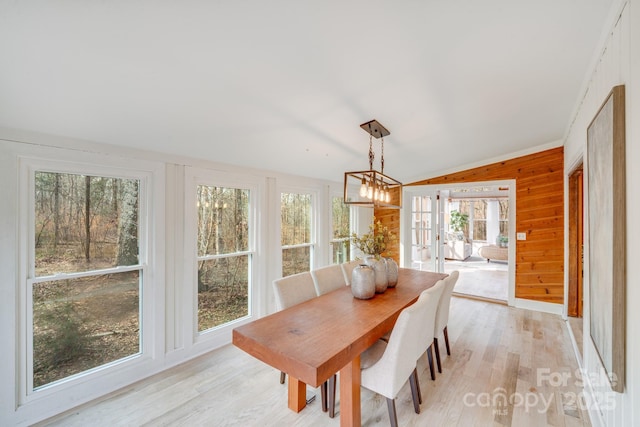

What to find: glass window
left=499, top=199, right=509, bottom=236
left=473, top=200, right=487, bottom=241
left=411, top=195, right=432, bottom=268
left=31, top=172, right=142, bottom=389
left=330, top=196, right=351, bottom=264
left=196, top=186, right=250, bottom=332
left=281, top=192, right=312, bottom=276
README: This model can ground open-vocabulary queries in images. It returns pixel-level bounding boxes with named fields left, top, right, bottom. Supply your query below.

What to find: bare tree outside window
left=32, top=172, right=141, bottom=389
left=331, top=197, right=351, bottom=264
left=281, top=193, right=312, bottom=276
left=196, top=186, right=250, bottom=332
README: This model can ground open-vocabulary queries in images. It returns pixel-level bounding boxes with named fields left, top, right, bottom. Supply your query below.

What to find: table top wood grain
left=233, top=268, right=447, bottom=388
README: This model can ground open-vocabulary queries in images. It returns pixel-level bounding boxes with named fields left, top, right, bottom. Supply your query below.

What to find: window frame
left=183, top=167, right=262, bottom=350
left=279, top=186, right=318, bottom=274
left=329, top=192, right=353, bottom=265
left=17, top=153, right=163, bottom=406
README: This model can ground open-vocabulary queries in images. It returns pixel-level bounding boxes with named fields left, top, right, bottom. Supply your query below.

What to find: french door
left=405, top=189, right=445, bottom=272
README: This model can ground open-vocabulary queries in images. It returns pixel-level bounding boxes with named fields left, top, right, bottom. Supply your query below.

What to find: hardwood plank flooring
left=39, top=298, right=590, bottom=427
left=445, top=256, right=509, bottom=302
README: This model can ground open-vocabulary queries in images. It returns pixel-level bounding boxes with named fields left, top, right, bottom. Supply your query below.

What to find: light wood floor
left=40, top=298, right=590, bottom=427
left=445, top=256, right=509, bottom=302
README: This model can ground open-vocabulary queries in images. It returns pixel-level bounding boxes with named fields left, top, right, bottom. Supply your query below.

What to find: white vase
left=385, top=257, right=398, bottom=287
left=365, top=256, right=388, bottom=293
left=351, top=264, right=375, bottom=299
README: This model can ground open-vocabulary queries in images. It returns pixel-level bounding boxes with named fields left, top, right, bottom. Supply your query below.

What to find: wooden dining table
left=232, top=268, right=447, bottom=426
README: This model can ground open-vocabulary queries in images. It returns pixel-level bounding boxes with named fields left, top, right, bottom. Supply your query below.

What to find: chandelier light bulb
left=359, top=177, right=368, bottom=198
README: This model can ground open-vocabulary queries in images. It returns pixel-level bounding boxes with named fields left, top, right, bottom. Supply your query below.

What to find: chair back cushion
left=361, top=288, right=441, bottom=399
left=434, top=270, right=459, bottom=332
left=340, top=260, right=362, bottom=286
left=273, top=272, right=317, bottom=310
left=311, top=264, right=347, bottom=295
left=418, top=279, right=445, bottom=346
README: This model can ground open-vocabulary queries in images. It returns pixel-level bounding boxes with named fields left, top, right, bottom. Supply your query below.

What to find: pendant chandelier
left=343, top=119, right=402, bottom=209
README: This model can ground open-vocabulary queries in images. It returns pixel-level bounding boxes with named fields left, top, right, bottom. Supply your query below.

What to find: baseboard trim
left=452, top=292, right=508, bottom=305
left=514, top=298, right=563, bottom=315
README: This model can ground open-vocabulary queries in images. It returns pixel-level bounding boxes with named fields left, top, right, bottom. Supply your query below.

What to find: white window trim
left=14, top=149, right=165, bottom=419
left=182, top=167, right=263, bottom=354
left=278, top=184, right=321, bottom=271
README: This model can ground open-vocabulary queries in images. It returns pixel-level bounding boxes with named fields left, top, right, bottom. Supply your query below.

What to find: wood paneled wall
left=376, top=147, right=565, bottom=304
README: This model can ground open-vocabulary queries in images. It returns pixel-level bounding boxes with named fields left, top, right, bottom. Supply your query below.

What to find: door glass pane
left=32, top=271, right=140, bottom=389
left=35, top=172, right=140, bottom=276
left=197, top=256, right=249, bottom=332
left=411, top=195, right=433, bottom=270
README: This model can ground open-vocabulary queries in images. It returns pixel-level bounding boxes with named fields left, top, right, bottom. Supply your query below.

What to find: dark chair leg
left=386, top=398, right=399, bottom=427
left=444, top=326, right=451, bottom=355
left=279, top=371, right=286, bottom=384
left=427, top=344, right=436, bottom=380
left=434, top=337, right=442, bottom=373
left=409, top=368, right=422, bottom=411
left=328, top=374, right=337, bottom=418
left=321, top=381, right=328, bottom=412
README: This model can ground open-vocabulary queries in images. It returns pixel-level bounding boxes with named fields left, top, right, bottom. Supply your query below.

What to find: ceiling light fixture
left=343, top=119, right=402, bottom=209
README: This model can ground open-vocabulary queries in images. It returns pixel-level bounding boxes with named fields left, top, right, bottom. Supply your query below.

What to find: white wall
left=0, top=129, right=346, bottom=426
left=564, top=1, right=638, bottom=425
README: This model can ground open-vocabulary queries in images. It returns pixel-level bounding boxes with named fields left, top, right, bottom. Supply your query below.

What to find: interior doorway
left=567, top=163, right=584, bottom=357
left=403, top=182, right=514, bottom=304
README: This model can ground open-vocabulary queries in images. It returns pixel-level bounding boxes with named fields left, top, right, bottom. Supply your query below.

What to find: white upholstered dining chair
left=340, top=259, right=361, bottom=286
left=359, top=284, right=444, bottom=427
left=310, top=264, right=347, bottom=295
left=433, top=270, right=459, bottom=374
left=273, top=272, right=335, bottom=415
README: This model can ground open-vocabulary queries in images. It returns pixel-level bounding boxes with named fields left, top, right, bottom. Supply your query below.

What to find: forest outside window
left=30, top=171, right=144, bottom=390
left=331, top=196, right=351, bottom=264
left=196, top=185, right=251, bottom=333
left=281, top=192, right=313, bottom=276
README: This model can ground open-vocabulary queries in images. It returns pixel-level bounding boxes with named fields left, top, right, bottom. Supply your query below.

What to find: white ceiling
left=0, top=1, right=613, bottom=183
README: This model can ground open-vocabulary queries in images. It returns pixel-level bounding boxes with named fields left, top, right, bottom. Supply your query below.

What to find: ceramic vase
left=385, top=257, right=399, bottom=288
left=351, top=264, right=376, bottom=299
left=365, top=256, right=388, bottom=293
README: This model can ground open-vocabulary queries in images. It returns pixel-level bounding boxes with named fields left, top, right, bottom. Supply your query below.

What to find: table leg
left=339, top=355, right=361, bottom=426
left=287, top=376, right=307, bottom=412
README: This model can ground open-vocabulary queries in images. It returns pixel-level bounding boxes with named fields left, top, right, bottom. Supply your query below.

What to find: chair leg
left=386, top=398, right=399, bottom=427
left=328, top=374, right=337, bottom=418
left=427, top=344, right=436, bottom=380
left=434, top=337, right=442, bottom=373
left=444, top=326, right=451, bottom=355
left=279, top=371, right=286, bottom=384
left=321, top=381, right=328, bottom=412
left=409, top=368, right=422, bottom=411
